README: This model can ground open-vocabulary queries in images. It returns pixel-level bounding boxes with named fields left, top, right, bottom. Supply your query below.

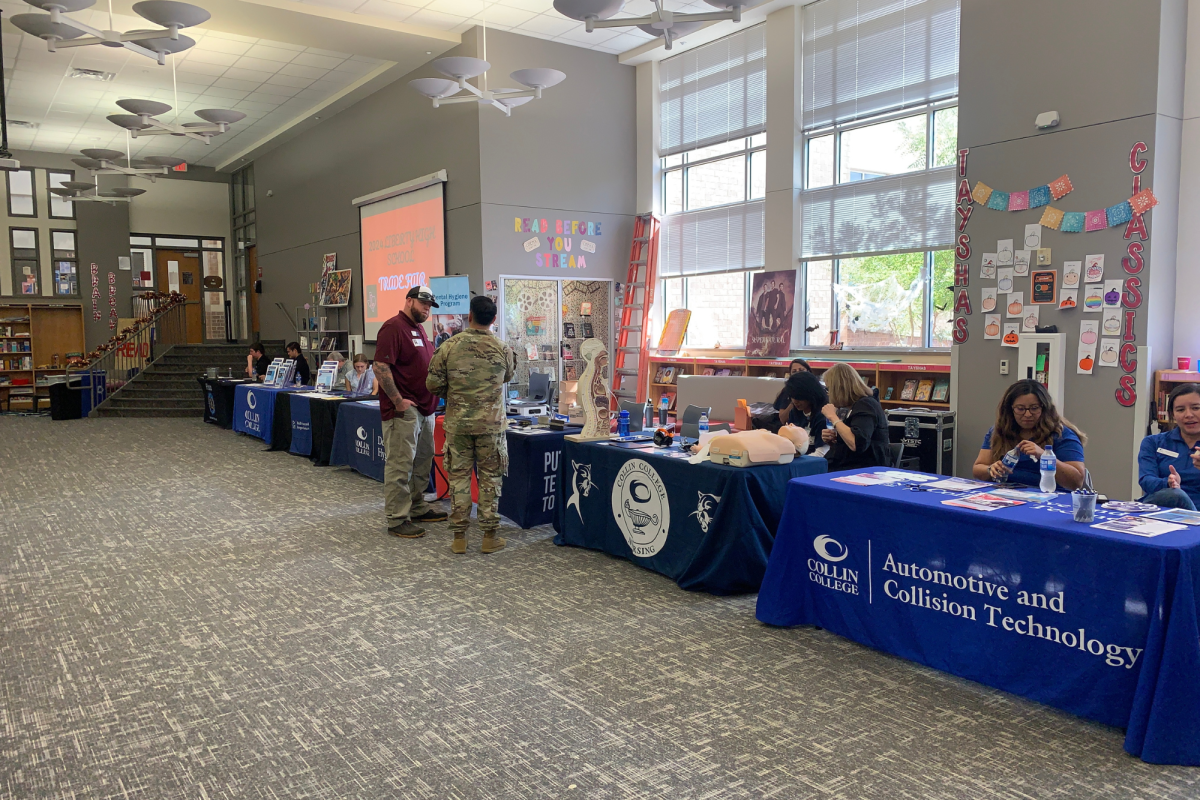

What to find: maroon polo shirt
left=375, top=309, right=436, bottom=420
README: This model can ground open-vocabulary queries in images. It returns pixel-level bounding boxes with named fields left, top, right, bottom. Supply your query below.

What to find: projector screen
left=359, top=181, right=445, bottom=341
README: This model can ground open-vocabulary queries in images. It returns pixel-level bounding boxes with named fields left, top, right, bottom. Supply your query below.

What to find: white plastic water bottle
left=1039, top=445, right=1057, bottom=493
left=698, top=413, right=709, bottom=436
left=1001, top=446, right=1020, bottom=472
left=660, top=394, right=670, bottom=426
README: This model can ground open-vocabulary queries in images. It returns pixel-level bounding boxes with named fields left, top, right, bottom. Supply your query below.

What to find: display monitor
left=358, top=181, right=445, bottom=341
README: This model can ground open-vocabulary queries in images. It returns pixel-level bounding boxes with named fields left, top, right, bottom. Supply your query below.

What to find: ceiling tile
left=402, top=7, right=466, bottom=29
left=231, top=55, right=288, bottom=74
left=213, top=76, right=265, bottom=92
left=289, top=52, right=348, bottom=69
left=602, top=31, right=654, bottom=50
left=300, top=46, right=354, bottom=58
left=277, top=63, right=328, bottom=80
left=253, top=38, right=308, bottom=52
left=201, top=86, right=252, bottom=100
left=242, top=44, right=301, bottom=63
left=183, top=50, right=241, bottom=67
left=355, top=0, right=421, bottom=22
left=495, top=0, right=556, bottom=13
left=174, top=60, right=229, bottom=78
left=222, top=67, right=275, bottom=83
left=266, top=73, right=316, bottom=89
left=554, top=26, right=619, bottom=44
left=426, top=0, right=490, bottom=16
left=514, top=13, right=577, bottom=35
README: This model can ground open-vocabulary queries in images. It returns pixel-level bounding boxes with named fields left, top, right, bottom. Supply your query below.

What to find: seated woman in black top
left=775, top=370, right=828, bottom=454
left=285, top=341, right=312, bottom=386
left=819, top=363, right=890, bottom=471
left=773, top=358, right=813, bottom=425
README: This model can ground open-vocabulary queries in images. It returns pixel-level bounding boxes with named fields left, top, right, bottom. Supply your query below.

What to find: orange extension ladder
left=611, top=213, right=660, bottom=405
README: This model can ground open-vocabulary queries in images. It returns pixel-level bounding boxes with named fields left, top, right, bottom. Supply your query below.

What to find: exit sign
left=172, top=162, right=188, bottom=172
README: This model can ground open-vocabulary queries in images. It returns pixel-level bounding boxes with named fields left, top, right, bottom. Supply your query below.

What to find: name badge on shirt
left=412, top=336, right=424, bottom=348
left=1158, top=447, right=1180, bottom=458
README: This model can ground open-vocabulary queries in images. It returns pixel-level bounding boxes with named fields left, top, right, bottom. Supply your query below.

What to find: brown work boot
left=387, top=521, right=426, bottom=538
left=481, top=533, right=506, bottom=554
left=451, top=532, right=467, bottom=554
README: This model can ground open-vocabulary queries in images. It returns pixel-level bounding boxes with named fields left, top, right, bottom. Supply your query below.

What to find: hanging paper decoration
left=1049, top=174, right=1074, bottom=199
left=1061, top=212, right=1086, bottom=233
left=968, top=176, right=1157, bottom=233
left=1040, top=206, right=1065, bottom=229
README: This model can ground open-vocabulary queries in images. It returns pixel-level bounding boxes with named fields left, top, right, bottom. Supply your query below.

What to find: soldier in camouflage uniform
left=426, top=295, right=515, bottom=554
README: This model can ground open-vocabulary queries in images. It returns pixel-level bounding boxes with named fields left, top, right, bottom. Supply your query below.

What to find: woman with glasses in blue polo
left=971, top=379, right=1088, bottom=490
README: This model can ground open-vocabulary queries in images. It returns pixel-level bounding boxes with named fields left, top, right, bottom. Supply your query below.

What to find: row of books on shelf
left=2, top=341, right=32, bottom=353
left=0, top=316, right=30, bottom=326
left=888, top=377, right=950, bottom=403
left=1, top=356, right=33, bottom=370
left=1, top=327, right=30, bottom=337
left=653, top=366, right=747, bottom=385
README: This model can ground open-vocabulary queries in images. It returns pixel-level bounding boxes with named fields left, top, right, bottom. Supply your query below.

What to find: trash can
left=886, top=408, right=955, bottom=476
left=48, top=378, right=83, bottom=420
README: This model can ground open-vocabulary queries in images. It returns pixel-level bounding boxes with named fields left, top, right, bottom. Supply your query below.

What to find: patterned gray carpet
left=2, top=417, right=1197, bottom=799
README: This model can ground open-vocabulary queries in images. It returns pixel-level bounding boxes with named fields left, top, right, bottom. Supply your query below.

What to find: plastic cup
left=1072, top=490, right=1097, bottom=523
left=1179, top=357, right=1192, bottom=371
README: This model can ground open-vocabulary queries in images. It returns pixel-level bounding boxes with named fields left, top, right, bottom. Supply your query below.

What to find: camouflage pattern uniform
left=426, top=329, right=515, bottom=534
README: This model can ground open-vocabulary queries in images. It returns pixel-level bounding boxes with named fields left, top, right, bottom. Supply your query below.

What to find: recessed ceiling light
left=9, top=120, right=38, bottom=129
left=69, top=68, right=116, bottom=82
left=426, top=51, right=432, bottom=54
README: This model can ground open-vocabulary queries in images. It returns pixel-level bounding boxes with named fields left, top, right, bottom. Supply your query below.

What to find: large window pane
left=749, top=150, right=766, bottom=199
left=836, top=252, right=926, bottom=347
left=203, top=251, right=224, bottom=280
left=204, top=292, right=227, bottom=340
left=664, top=169, right=683, bottom=214
left=48, top=171, right=75, bottom=218
left=688, top=139, right=746, bottom=162
left=663, top=153, right=683, bottom=169
left=807, top=134, right=834, bottom=188
left=52, top=230, right=76, bottom=255
left=805, top=260, right=833, bottom=345
left=930, top=249, right=955, bottom=347
left=8, top=170, right=34, bottom=216
left=685, top=272, right=745, bottom=348
left=686, top=154, right=746, bottom=211
left=933, top=107, right=958, bottom=167
left=840, top=114, right=927, bottom=183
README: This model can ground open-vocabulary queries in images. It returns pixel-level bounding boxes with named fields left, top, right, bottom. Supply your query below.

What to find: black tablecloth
left=310, top=395, right=352, bottom=465
left=200, top=377, right=244, bottom=429
left=270, top=392, right=295, bottom=451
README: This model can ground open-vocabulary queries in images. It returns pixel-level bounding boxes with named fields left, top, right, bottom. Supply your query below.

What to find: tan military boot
left=451, top=532, right=467, bottom=555
left=480, top=533, right=506, bottom=554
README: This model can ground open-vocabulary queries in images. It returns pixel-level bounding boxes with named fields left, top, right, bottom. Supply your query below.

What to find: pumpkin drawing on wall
left=1008, top=300, right=1023, bottom=315
left=1081, top=330, right=1097, bottom=345
left=1080, top=355, right=1094, bottom=370
left=1060, top=295, right=1076, bottom=308
left=1003, top=330, right=1020, bottom=345
left=985, top=321, right=1000, bottom=336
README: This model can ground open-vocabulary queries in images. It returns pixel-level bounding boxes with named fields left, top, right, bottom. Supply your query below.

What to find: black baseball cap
left=406, top=285, right=440, bottom=308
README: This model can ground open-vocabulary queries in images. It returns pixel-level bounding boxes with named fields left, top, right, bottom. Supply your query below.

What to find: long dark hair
left=784, top=370, right=828, bottom=412
left=989, top=379, right=1087, bottom=458
left=790, top=358, right=811, bottom=373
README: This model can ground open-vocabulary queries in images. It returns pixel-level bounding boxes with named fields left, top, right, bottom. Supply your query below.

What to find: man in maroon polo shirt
left=372, top=285, right=447, bottom=538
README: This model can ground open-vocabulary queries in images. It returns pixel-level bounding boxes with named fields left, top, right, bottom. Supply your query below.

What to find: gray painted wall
left=955, top=0, right=1185, bottom=498
left=252, top=37, right=483, bottom=344
left=252, top=27, right=638, bottom=346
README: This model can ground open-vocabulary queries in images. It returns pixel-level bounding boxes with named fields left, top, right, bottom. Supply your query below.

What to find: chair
left=680, top=403, right=713, bottom=440
left=889, top=442, right=921, bottom=471
left=618, top=399, right=645, bottom=432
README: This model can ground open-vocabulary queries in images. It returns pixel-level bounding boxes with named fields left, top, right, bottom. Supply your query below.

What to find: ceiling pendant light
left=11, top=0, right=210, bottom=64
left=553, top=0, right=742, bottom=49
left=106, top=99, right=245, bottom=143
left=409, top=1, right=564, bottom=116
left=49, top=181, right=145, bottom=204
left=71, top=148, right=184, bottom=181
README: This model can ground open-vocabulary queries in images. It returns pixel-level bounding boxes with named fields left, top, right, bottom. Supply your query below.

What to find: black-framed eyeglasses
left=1013, top=405, right=1042, bottom=415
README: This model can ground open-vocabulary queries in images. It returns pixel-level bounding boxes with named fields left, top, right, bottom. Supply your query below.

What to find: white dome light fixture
left=50, top=181, right=145, bottom=204
left=408, top=3, right=565, bottom=116
left=553, top=0, right=744, bottom=49
left=71, top=148, right=183, bottom=182
left=11, top=0, right=210, bottom=64
left=106, top=99, right=246, bottom=143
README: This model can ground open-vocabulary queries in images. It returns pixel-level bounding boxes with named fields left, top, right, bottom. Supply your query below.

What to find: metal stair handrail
left=68, top=292, right=189, bottom=414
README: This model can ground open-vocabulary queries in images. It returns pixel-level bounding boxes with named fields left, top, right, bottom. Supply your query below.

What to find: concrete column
left=764, top=5, right=801, bottom=275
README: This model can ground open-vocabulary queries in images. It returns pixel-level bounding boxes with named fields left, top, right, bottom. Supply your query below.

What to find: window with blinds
left=660, top=24, right=767, bottom=158
left=799, top=0, right=960, bottom=348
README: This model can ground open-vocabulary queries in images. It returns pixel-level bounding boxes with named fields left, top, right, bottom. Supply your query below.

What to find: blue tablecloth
left=499, top=428, right=578, bottom=529
left=554, top=441, right=828, bottom=594
left=232, top=384, right=297, bottom=446
left=756, top=468, right=1200, bottom=766
left=289, top=394, right=313, bottom=456
left=329, top=401, right=386, bottom=481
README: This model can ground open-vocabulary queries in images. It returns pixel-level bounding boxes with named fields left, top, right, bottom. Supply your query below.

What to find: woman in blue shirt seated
left=971, top=379, right=1087, bottom=490
left=1138, top=383, right=1200, bottom=509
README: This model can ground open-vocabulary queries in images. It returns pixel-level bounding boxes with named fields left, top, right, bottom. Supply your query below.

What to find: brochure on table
left=315, top=361, right=340, bottom=392
left=273, top=359, right=297, bottom=387
left=262, top=358, right=285, bottom=385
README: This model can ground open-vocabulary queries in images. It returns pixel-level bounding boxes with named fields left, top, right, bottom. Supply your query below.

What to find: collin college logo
left=246, top=391, right=257, bottom=409
left=809, top=535, right=859, bottom=595
left=612, top=459, right=670, bottom=557
left=355, top=425, right=371, bottom=457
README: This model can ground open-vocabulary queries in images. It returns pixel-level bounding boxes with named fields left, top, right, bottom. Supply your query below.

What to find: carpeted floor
left=1, top=417, right=1197, bottom=799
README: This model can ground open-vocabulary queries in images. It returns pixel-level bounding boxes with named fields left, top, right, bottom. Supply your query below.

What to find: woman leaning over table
left=971, top=379, right=1087, bottom=490
left=1137, top=382, right=1200, bottom=510
left=820, top=363, right=890, bottom=470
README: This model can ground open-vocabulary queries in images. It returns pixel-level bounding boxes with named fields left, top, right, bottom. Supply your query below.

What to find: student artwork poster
left=746, top=270, right=796, bottom=358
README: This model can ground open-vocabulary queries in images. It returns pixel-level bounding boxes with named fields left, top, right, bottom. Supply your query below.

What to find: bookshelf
left=645, top=354, right=952, bottom=411
left=1153, top=369, right=1200, bottom=429
left=0, top=303, right=85, bottom=410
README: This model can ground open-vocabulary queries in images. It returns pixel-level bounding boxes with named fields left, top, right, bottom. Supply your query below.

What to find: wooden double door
left=155, top=249, right=203, bottom=344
